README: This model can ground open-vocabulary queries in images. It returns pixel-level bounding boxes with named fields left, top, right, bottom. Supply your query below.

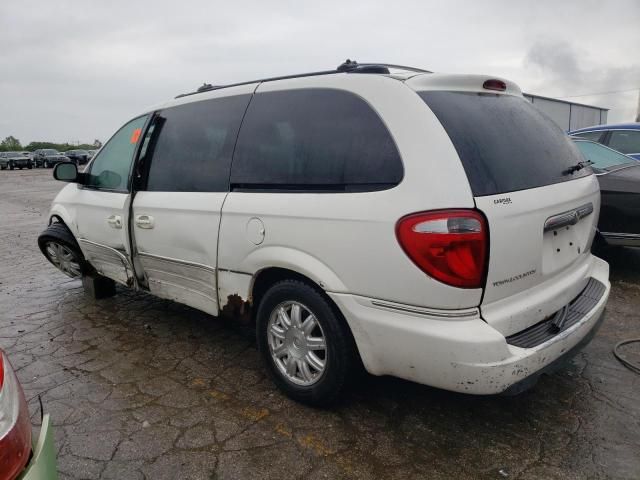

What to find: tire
left=9, top=162, right=14, bottom=170
left=27, top=163, right=32, bottom=169
left=256, top=279, right=357, bottom=406
left=43, top=160, right=49, bottom=168
left=38, top=223, right=87, bottom=278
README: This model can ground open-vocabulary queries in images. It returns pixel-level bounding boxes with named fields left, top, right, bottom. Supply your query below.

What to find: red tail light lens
left=483, top=79, right=507, bottom=92
left=396, top=210, right=488, bottom=288
left=0, top=351, right=32, bottom=480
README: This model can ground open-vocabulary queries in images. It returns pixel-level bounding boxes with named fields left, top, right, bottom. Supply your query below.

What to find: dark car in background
left=63, top=149, right=90, bottom=165
left=570, top=123, right=640, bottom=160
left=33, top=149, right=68, bottom=168
left=573, top=138, right=640, bottom=247
left=0, top=151, right=32, bottom=170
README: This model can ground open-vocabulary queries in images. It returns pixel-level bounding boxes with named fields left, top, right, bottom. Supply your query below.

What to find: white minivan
left=39, top=61, right=609, bottom=405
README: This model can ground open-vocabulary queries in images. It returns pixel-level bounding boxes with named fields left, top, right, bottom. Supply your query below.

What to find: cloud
left=525, top=39, right=640, bottom=122
left=0, top=0, right=637, bottom=144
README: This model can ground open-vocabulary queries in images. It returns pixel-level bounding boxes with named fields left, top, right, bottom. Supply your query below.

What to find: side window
left=572, top=131, right=604, bottom=142
left=231, top=89, right=403, bottom=191
left=87, top=115, right=148, bottom=191
left=144, top=95, right=250, bottom=192
left=608, top=130, right=640, bottom=154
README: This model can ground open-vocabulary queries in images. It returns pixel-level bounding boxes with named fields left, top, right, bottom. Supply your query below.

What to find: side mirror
left=53, top=162, right=78, bottom=183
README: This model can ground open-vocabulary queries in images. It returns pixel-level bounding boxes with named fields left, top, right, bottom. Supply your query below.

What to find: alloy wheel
left=44, top=241, right=82, bottom=278
left=267, top=301, right=327, bottom=386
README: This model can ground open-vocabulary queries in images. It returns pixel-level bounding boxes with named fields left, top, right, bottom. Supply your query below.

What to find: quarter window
left=230, top=89, right=403, bottom=191
left=145, top=95, right=250, bottom=192
left=572, top=131, right=605, bottom=142
left=608, top=130, right=640, bottom=154
left=87, top=115, right=148, bottom=191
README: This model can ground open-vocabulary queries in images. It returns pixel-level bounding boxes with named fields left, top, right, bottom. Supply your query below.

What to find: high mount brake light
left=0, top=351, right=32, bottom=480
left=483, top=79, right=507, bottom=92
left=396, top=210, right=488, bottom=288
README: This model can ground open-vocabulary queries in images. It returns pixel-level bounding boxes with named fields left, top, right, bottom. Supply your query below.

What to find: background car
left=63, top=149, right=90, bottom=165
left=573, top=138, right=640, bottom=247
left=0, top=348, right=57, bottom=479
left=33, top=149, right=69, bottom=168
left=570, top=122, right=640, bottom=160
left=0, top=151, right=33, bottom=170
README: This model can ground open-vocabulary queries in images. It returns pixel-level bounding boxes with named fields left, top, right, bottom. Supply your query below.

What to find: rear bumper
left=330, top=256, right=610, bottom=395
left=19, top=414, right=57, bottom=480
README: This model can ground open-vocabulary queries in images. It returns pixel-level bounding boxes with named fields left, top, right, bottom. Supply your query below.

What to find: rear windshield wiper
left=563, top=160, right=593, bottom=175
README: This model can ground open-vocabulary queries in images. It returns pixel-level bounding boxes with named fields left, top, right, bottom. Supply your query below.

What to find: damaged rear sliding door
left=131, top=88, right=253, bottom=316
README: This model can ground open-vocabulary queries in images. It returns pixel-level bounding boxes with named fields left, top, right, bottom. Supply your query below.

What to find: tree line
left=0, top=135, right=102, bottom=152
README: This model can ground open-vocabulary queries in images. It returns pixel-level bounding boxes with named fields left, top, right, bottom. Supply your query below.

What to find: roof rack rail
left=175, top=59, right=431, bottom=98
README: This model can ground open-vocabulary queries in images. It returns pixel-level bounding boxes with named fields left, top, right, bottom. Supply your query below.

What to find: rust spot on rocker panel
left=220, top=293, right=252, bottom=323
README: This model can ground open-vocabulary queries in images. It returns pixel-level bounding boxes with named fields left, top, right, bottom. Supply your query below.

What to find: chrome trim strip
left=601, top=232, right=640, bottom=239
left=370, top=299, right=479, bottom=318
left=136, top=251, right=215, bottom=273
left=544, top=203, right=593, bottom=233
left=78, top=239, right=134, bottom=285
left=601, top=232, right=640, bottom=247
left=218, top=268, right=253, bottom=276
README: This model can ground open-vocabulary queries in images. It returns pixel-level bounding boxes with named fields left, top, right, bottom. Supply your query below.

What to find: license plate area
left=542, top=203, right=593, bottom=274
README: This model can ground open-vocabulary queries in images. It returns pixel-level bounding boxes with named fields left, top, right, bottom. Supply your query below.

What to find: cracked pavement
left=1, top=169, right=639, bottom=480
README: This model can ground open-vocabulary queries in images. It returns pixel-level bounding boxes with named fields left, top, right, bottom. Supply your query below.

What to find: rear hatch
left=414, top=80, right=600, bottom=336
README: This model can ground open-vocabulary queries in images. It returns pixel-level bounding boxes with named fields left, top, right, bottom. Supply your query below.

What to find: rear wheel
left=9, top=162, right=14, bottom=170
left=38, top=223, right=85, bottom=278
left=43, top=160, right=49, bottom=168
left=257, top=279, right=356, bottom=406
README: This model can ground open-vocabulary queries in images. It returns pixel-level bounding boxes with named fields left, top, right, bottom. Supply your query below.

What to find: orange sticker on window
left=130, top=128, right=142, bottom=144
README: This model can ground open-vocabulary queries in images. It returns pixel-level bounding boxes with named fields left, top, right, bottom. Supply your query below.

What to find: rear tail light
left=396, top=210, right=488, bottom=288
left=0, top=351, right=32, bottom=480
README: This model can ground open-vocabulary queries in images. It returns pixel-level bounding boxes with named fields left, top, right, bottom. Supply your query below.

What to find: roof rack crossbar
left=175, top=59, right=431, bottom=98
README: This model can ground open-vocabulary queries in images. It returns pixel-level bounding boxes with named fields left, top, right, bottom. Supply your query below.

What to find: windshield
left=573, top=140, right=635, bottom=169
left=6, top=151, right=21, bottom=156
left=43, top=149, right=59, bottom=154
left=419, top=91, right=590, bottom=196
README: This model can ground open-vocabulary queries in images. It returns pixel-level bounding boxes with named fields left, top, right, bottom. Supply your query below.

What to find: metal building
left=523, top=93, right=608, bottom=132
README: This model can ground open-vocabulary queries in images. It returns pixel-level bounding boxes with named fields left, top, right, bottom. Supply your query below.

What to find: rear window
left=419, top=91, right=590, bottom=196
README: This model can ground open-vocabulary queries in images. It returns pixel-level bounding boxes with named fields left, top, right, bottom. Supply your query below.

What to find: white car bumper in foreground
left=330, top=257, right=609, bottom=395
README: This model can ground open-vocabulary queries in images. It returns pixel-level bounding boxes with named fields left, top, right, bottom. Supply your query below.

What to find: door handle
left=107, top=214, right=123, bottom=229
left=135, top=214, right=155, bottom=229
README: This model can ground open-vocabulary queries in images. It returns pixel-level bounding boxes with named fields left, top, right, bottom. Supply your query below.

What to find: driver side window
left=87, top=115, right=148, bottom=191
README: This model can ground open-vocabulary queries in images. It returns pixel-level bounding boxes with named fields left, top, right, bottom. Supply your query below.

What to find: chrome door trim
left=135, top=251, right=218, bottom=315
left=78, top=239, right=135, bottom=286
left=136, top=251, right=216, bottom=273
left=601, top=232, right=640, bottom=247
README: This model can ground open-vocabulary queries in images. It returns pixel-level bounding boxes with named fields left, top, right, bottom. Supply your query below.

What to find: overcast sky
left=1, top=0, right=638, bottom=145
